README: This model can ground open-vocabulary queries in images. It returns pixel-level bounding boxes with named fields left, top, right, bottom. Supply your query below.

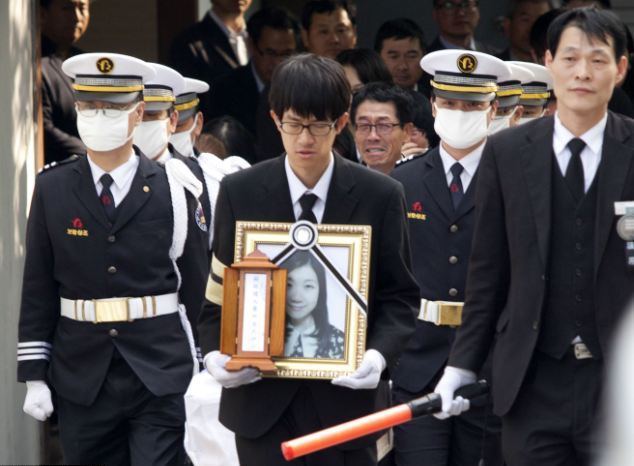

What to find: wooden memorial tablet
left=220, top=249, right=287, bottom=374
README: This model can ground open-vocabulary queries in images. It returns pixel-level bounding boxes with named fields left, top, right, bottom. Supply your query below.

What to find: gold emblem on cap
left=457, top=53, right=477, bottom=74
left=143, top=186, right=150, bottom=193
left=96, top=57, right=114, bottom=74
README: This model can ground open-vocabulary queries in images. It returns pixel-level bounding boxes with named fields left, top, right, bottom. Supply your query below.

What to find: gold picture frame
left=234, top=221, right=372, bottom=380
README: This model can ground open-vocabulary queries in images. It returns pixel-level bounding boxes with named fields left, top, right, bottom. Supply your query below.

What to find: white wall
left=0, top=0, right=39, bottom=463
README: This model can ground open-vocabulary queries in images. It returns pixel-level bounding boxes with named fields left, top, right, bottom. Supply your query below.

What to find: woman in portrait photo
left=283, top=251, right=345, bottom=359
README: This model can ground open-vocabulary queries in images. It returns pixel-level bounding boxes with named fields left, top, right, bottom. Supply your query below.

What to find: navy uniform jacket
left=198, top=155, right=419, bottom=445
left=390, top=148, right=477, bottom=393
left=17, top=151, right=204, bottom=406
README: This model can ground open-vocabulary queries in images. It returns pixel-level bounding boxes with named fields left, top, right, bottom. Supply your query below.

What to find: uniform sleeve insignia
left=195, top=202, right=208, bottom=232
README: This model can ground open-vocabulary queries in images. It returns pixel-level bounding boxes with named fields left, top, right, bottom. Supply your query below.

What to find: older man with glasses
left=428, top=0, right=499, bottom=54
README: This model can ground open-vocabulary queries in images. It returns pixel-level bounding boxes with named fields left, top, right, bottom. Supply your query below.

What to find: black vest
left=537, top=157, right=602, bottom=359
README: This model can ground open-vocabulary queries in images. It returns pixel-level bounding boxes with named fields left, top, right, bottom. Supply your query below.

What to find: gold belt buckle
left=573, top=342, right=592, bottom=360
left=93, top=299, right=130, bottom=323
left=437, top=302, right=463, bottom=326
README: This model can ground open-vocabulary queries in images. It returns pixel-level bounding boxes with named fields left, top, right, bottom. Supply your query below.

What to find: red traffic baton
left=281, top=380, right=489, bottom=461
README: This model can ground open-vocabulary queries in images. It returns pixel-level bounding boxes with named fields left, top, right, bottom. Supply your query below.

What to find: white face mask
left=517, top=109, right=546, bottom=126
left=169, top=114, right=198, bottom=157
left=76, top=105, right=138, bottom=152
left=488, top=107, right=517, bottom=136
left=434, top=105, right=491, bottom=149
left=133, top=118, right=171, bottom=159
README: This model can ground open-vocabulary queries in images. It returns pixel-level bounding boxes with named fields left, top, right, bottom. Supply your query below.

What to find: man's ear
left=335, top=112, right=350, bottom=134
left=511, top=105, right=524, bottom=126
left=133, top=101, right=145, bottom=126
left=168, top=110, right=179, bottom=133
left=193, top=111, right=204, bottom=138
left=270, top=110, right=282, bottom=134
left=544, top=49, right=554, bottom=69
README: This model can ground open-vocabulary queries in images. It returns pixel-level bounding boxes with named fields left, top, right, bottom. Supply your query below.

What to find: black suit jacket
left=17, top=152, right=204, bottom=405
left=41, top=37, right=85, bottom=164
left=448, top=113, right=634, bottom=416
left=198, top=155, right=419, bottom=442
left=207, top=63, right=260, bottom=135
left=170, top=13, right=239, bottom=87
left=390, top=148, right=478, bottom=393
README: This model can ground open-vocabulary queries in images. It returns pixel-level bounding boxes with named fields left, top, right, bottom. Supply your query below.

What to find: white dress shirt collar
left=438, top=141, right=485, bottom=191
left=284, top=153, right=335, bottom=223
left=87, top=151, right=139, bottom=207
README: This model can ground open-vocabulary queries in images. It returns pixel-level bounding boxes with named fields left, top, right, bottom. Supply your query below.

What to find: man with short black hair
left=208, top=7, right=299, bottom=136
left=301, top=0, right=356, bottom=59
left=374, top=18, right=426, bottom=91
left=170, top=0, right=252, bottom=86
left=198, top=53, right=419, bottom=466
left=40, top=0, right=90, bottom=164
left=428, top=0, right=499, bottom=54
left=435, top=8, right=634, bottom=465
left=351, top=82, right=418, bottom=174
left=499, top=0, right=553, bottom=62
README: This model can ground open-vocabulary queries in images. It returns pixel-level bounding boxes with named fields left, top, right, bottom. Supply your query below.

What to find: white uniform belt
left=60, top=293, right=179, bottom=323
left=418, top=298, right=464, bottom=326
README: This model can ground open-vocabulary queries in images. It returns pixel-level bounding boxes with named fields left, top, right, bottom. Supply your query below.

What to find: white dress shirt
left=285, top=153, right=335, bottom=223
left=553, top=112, right=607, bottom=193
left=208, top=10, right=249, bottom=67
left=87, top=152, right=139, bottom=207
left=438, top=141, right=485, bottom=191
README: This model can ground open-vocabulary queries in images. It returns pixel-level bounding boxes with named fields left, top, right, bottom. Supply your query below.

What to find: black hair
left=373, top=18, right=425, bottom=54
left=507, top=0, right=554, bottom=18
left=40, top=0, right=53, bottom=8
left=335, top=48, right=393, bottom=86
left=202, top=116, right=256, bottom=162
left=247, top=6, right=299, bottom=46
left=269, top=53, right=351, bottom=121
left=406, top=90, right=439, bottom=148
left=282, top=251, right=332, bottom=350
left=563, top=0, right=611, bottom=7
left=530, top=8, right=565, bottom=62
left=301, top=0, right=353, bottom=31
left=547, top=6, right=627, bottom=60
left=350, top=82, right=414, bottom=127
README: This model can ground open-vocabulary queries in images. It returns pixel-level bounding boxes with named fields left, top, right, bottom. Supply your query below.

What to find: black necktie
left=299, top=193, right=318, bottom=224
left=449, top=163, right=464, bottom=209
left=99, top=174, right=117, bottom=223
left=565, top=138, right=586, bottom=203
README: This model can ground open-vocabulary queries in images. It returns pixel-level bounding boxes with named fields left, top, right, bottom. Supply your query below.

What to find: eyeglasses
left=75, top=103, right=136, bottom=118
left=435, top=0, right=479, bottom=11
left=354, top=123, right=401, bottom=136
left=278, top=121, right=337, bottom=136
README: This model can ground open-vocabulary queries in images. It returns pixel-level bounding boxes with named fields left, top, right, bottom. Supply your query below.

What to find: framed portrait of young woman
left=232, top=220, right=371, bottom=380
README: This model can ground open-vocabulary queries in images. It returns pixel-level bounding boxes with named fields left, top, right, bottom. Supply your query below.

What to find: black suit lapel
left=421, top=149, right=456, bottom=222
left=203, top=14, right=239, bottom=69
left=322, top=157, right=359, bottom=223
left=594, top=113, right=634, bottom=277
left=521, top=118, right=554, bottom=271
left=260, top=156, right=295, bottom=221
left=72, top=156, right=111, bottom=230
left=111, top=155, right=158, bottom=233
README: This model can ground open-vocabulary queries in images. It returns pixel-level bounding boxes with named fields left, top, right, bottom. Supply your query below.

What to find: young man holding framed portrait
left=198, top=53, right=420, bottom=466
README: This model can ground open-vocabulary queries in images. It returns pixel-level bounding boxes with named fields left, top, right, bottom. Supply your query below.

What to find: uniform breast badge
left=66, top=217, right=89, bottom=237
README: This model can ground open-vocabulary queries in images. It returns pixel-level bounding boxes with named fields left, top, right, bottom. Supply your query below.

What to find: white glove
left=23, top=380, right=54, bottom=422
left=433, top=366, right=477, bottom=419
left=203, top=351, right=261, bottom=389
left=331, top=349, right=386, bottom=390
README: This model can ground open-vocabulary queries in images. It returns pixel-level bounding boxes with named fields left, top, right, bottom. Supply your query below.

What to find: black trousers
left=502, top=348, right=603, bottom=466
left=57, top=352, right=186, bottom=466
left=392, top=383, right=503, bottom=466
left=235, top=384, right=377, bottom=466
